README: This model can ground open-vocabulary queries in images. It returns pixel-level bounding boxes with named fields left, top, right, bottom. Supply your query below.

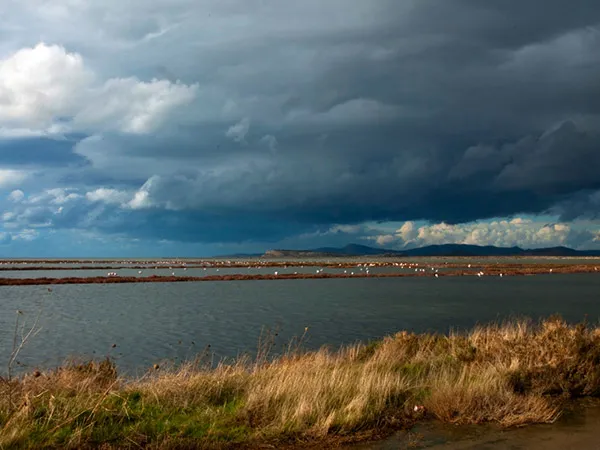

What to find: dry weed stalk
left=1, top=317, right=599, bottom=449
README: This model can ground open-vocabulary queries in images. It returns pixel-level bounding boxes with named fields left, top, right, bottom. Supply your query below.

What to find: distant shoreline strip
left=0, top=262, right=599, bottom=271
left=0, top=267, right=598, bottom=285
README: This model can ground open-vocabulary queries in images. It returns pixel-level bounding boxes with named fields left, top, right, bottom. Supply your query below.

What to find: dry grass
left=2, top=317, right=600, bottom=449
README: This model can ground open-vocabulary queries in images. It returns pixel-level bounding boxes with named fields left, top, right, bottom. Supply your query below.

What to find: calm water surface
left=0, top=274, right=599, bottom=375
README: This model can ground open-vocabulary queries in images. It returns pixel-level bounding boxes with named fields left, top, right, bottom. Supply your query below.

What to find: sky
left=1, top=0, right=600, bottom=257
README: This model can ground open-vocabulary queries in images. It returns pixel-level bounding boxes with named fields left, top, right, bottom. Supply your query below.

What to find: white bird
left=435, top=273, right=439, bottom=278
left=274, top=271, right=278, bottom=276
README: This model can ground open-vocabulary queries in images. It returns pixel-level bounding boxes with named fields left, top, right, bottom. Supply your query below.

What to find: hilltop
left=262, top=243, right=600, bottom=258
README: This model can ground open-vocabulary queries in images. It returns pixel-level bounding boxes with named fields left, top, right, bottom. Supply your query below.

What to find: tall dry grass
left=1, top=317, right=599, bottom=448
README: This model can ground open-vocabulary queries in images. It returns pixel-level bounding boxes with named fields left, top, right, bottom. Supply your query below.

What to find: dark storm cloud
left=404, top=1, right=600, bottom=47
left=443, top=122, right=600, bottom=222
left=118, top=120, right=599, bottom=230
left=552, top=190, right=600, bottom=221
left=5, top=193, right=318, bottom=243
left=96, top=211, right=315, bottom=244
left=3, top=0, right=600, bottom=245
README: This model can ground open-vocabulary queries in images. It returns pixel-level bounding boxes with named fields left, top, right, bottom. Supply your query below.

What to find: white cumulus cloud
left=27, top=188, right=81, bottom=205
left=369, top=218, right=593, bottom=249
left=85, top=188, right=130, bottom=205
left=0, top=43, right=197, bottom=135
left=0, top=43, right=91, bottom=128
left=128, top=188, right=153, bottom=209
left=75, top=77, right=198, bottom=134
left=375, top=234, right=396, bottom=246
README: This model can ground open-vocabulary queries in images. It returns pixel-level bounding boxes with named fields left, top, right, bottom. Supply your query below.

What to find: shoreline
left=0, top=263, right=597, bottom=285
left=353, top=398, right=600, bottom=450
left=1, top=317, right=599, bottom=448
left=1, top=255, right=600, bottom=265
left=0, top=260, right=599, bottom=269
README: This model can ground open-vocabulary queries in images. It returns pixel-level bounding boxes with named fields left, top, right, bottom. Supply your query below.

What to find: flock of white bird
left=99, top=260, right=584, bottom=279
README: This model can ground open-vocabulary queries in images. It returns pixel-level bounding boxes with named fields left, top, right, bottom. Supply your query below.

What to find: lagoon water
left=0, top=273, right=599, bottom=375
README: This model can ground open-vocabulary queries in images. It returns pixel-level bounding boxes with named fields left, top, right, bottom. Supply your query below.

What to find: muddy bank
left=1, top=260, right=599, bottom=272
left=0, top=272, right=445, bottom=285
left=355, top=399, right=600, bottom=449
left=0, top=265, right=598, bottom=285
left=0, top=265, right=193, bottom=271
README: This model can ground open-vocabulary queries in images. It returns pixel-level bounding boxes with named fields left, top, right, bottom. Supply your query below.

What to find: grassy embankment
left=1, top=317, right=600, bottom=449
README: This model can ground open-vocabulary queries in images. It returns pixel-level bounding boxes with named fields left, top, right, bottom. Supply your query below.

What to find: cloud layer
left=0, top=1, right=599, bottom=254
left=0, top=43, right=197, bottom=136
left=369, top=219, right=598, bottom=250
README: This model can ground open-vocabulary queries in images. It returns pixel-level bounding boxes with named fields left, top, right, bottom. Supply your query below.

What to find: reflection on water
left=355, top=399, right=600, bottom=449
left=0, top=274, right=599, bottom=375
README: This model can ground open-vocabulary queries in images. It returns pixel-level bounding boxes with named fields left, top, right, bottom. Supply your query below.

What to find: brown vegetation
left=1, top=259, right=599, bottom=273
left=0, top=263, right=597, bottom=285
left=1, top=317, right=599, bottom=448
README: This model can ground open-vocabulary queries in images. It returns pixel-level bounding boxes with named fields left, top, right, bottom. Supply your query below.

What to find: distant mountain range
left=262, top=243, right=600, bottom=258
